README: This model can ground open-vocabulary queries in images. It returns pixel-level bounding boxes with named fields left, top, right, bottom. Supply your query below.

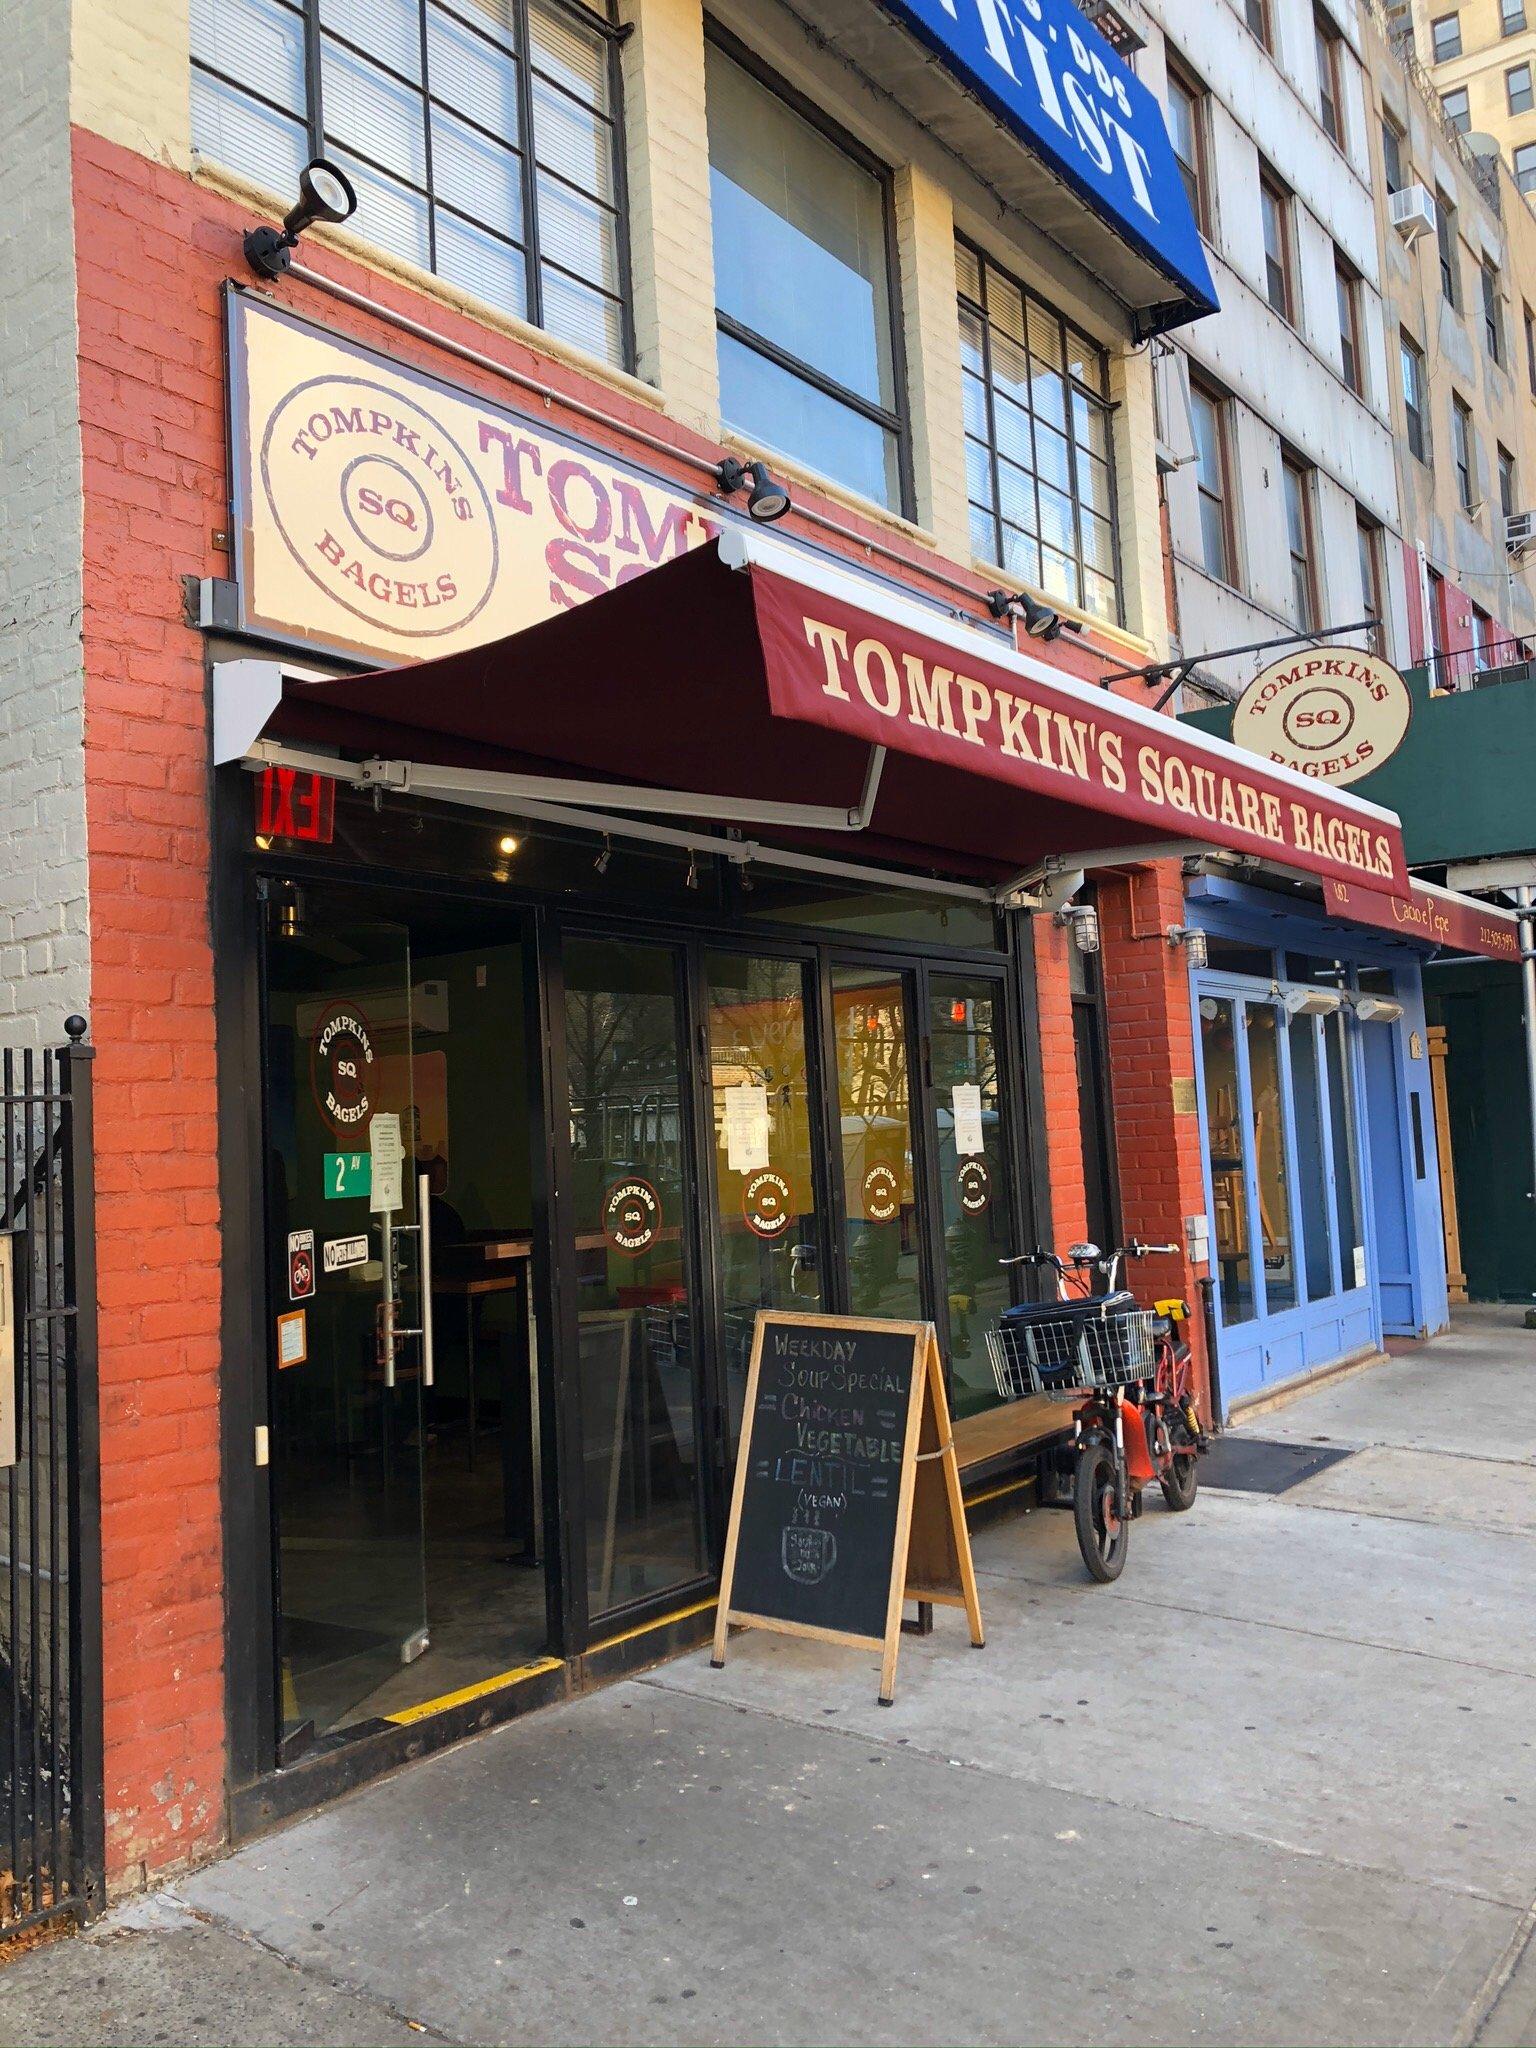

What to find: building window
left=1426, top=565, right=1445, bottom=660
left=1401, top=331, right=1429, bottom=462
left=1431, top=12, right=1462, bottom=58
left=958, top=241, right=1121, bottom=623
left=1471, top=603, right=1495, bottom=670
left=1452, top=392, right=1477, bottom=512
left=1517, top=143, right=1536, bottom=193
left=1382, top=116, right=1406, bottom=193
left=1442, top=86, right=1471, bottom=132
left=1483, top=258, right=1506, bottom=363
left=1315, top=11, right=1344, bottom=145
left=1504, top=0, right=1527, bottom=32
left=1245, top=0, right=1272, bottom=48
left=1510, top=62, right=1535, bottom=113
left=1499, top=444, right=1518, bottom=522
left=1436, top=189, right=1459, bottom=306
left=1356, top=512, right=1385, bottom=648
left=1282, top=455, right=1318, bottom=629
left=1165, top=59, right=1211, bottom=233
left=1189, top=379, right=1236, bottom=584
left=1525, top=302, right=1536, bottom=392
left=705, top=37, right=905, bottom=514
left=1259, top=166, right=1295, bottom=320
left=189, top=0, right=631, bottom=369
left=1335, top=254, right=1362, bottom=394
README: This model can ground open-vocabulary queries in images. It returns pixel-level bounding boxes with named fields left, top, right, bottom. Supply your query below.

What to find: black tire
left=1073, top=1442, right=1129, bottom=1582
left=1159, top=1415, right=1201, bottom=1512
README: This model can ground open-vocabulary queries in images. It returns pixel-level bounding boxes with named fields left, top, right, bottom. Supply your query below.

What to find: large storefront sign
left=228, top=293, right=719, bottom=665
left=1326, top=878, right=1522, bottom=960
left=1231, top=648, right=1413, bottom=787
left=880, top=0, right=1218, bottom=324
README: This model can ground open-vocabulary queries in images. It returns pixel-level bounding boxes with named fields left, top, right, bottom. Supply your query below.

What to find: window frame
left=1400, top=329, right=1429, bottom=464
left=1483, top=258, right=1506, bottom=364
left=1281, top=452, right=1319, bottom=631
left=1431, top=11, right=1462, bottom=58
left=1525, top=301, right=1536, bottom=394
left=1356, top=511, right=1385, bottom=651
left=1499, top=443, right=1518, bottom=522
left=1425, top=565, right=1445, bottom=660
left=1509, top=61, right=1535, bottom=113
left=189, top=0, right=636, bottom=372
left=1259, top=163, right=1296, bottom=323
left=1452, top=391, right=1477, bottom=513
left=1442, top=86, right=1471, bottom=132
left=1189, top=376, right=1238, bottom=587
left=1165, top=56, right=1212, bottom=236
left=1382, top=116, right=1406, bottom=194
left=1504, top=0, right=1527, bottom=32
left=1244, top=0, right=1273, bottom=50
left=1435, top=188, right=1460, bottom=307
left=1334, top=251, right=1363, bottom=395
left=957, top=234, right=1124, bottom=626
left=704, top=23, right=913, bottom=521
left=1314, top=9, right=1344, bottom=147
left=1517, top=143, right=1536, bottom=194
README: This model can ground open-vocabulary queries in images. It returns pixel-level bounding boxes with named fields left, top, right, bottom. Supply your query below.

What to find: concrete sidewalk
left=6, top=1307, right=1536, bottom=2046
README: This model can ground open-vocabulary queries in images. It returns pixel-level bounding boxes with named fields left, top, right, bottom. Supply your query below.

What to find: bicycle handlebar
left=1000, top=1240, right=1179, bottom=1268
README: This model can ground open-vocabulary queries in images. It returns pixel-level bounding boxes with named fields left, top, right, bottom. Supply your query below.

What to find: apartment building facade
left=1411, top=0, right=1536, bottom=196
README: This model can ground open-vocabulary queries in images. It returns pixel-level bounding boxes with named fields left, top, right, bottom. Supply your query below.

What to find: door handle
left=419, top=1169, right=435, bottom=1388
left=380, top=1208, right=398, bottom=1390
left=383, top=1172, right=436, bottom=1387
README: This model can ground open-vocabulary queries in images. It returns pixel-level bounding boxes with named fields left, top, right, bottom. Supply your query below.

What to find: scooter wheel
left=1074, top=1443, right=1130, bottom=1582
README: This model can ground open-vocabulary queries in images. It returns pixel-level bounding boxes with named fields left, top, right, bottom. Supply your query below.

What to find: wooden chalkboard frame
left=711, top=1312, right=985, bottom=1704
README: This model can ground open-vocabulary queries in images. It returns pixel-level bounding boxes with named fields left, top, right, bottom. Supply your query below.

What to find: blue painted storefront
left=1186, top=878, right=1449, bottom=1413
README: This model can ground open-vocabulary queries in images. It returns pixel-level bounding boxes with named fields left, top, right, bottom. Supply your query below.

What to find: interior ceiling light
left=498, top=833, right=521, bottom=855
left=986, top=588, right=1085, bottom=642
left=244, top=158, right=358, bottom=279
left=714, top=457, right=792, bottom=523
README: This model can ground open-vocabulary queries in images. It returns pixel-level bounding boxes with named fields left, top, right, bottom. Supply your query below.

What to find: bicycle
left=985, top=1241, right=1209, bottom=1583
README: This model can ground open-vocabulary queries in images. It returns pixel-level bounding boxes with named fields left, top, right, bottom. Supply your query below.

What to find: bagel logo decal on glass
left=743, top=1169, right=795, bottom=1241
left=1230, top=648, right=1412, bottom=787
left=311, top=1004, right=375, bottom=1136
left=603, top=1177, right=661, bottom=1257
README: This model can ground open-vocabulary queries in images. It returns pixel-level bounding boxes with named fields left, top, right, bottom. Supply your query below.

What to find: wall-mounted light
left=714, top=457, right=792, bottom=523
left=986, top=588, right=1086, bottom=642
left=1281, top=987, right=1343, bottom=1017
left=244, top=158, right=358, bottom=279
left=275, top=883, right=305, bottom=942
left=1054, top=901, right=1100, bottom=954
left=1353, top=995, right=1405, bottom=1024
left=1166, top=925, right=1210, bottom=969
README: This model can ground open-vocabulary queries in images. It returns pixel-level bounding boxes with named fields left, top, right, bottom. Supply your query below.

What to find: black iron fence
left=1, top=1020, right=102, bottom=1941
left=1416, top=638, right=1536, bottom=695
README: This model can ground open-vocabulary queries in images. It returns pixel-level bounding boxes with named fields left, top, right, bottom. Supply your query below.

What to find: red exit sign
left=256, top=765, right=336, bottom=844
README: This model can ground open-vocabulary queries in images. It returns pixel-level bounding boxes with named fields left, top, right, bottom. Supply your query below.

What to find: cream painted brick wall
left=1111, top=348, right=1169, bottom=650
left=893, top=164, right=970, bottom=560
left=71, top=0, right=191, bottom=170
left=620, top=0, right=720, bottom=434
left=1, top=0, right=89, bottom=1043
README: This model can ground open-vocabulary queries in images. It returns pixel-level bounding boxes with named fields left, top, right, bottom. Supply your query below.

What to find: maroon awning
left=1326, top=877, right=1522, bottom=960
left=256, top=531, right=1410, bottom=894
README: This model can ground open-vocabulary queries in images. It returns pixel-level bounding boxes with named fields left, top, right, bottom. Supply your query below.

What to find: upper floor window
left=1509, top=61, right=1535, bottom=113
left=1435, top=189, right=1460, bottom=306
left=1282, top=454, right=1318, bottom=629
left=1517, top=142, right=1536, bottom=192
left=1335, top=253, right=1362, bottom=394
left=1356, top=512, right=1385, bottom=649
left=958, top=241, right=1121, bottom=624
left=1244, top=0, right=1272, bottom=48
left=1382, top=116, right=1406, bottom=193
left=1259, top=165, right=1295, bottom=320
left=1452, top=392, right=1477, bottom=512
left=1525, top=301, right=1536, bottom=393
left=190, top=0, right=630, bottom=369
left=1499, top=443, right=1518, bottom=521
left=1504, top=0, right=1527, bottom=34
left=1431, top=12, right=1462, bottom=58
left=1483, top=258, right=1506, bottom=363
left=705, top=36, right=904, bottom=513
left=1400, top=330, right=1429, bottom=463
left=1442, top=86, right=1471, bottom=132
left=1314, top=10, right=1344, bottom=146
left=1426, top=565, right=1445, bottom=658
left=1189, top=379, right=1236, bottom=584
left=1165, top=60, right=1211, bottom=234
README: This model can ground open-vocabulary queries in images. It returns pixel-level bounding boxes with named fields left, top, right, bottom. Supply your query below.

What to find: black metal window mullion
left=303, top=0, right=324, bottom=168
left=513, top=0, right=544, bottom=334
left=419, top=0, right=439, bottom=277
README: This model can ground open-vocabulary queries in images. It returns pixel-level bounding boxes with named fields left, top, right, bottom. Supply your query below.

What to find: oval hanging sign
left=1230, top=647, right=1411, bottom=786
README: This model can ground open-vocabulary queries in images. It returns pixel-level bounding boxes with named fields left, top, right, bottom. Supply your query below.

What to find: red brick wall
left=1032, top=919, right=1090, bottom=1253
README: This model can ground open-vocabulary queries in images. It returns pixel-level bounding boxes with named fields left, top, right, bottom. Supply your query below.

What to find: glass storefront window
left=1288, top=1014, right=1335, bottom=1302
left=1199, top=996, right=1254, bottom=1325
left=703, top=952, right=822, bottom=1451
left=1245, top=1005, right=1297, bottom=1312
left=739, top=872, right=999, bottom=949
left=563, top=936, right=706, bottom=1616
left=928, top=976, right=1015, bottom=1419
left=1324, top=1010, right=1366, bottom=1288
left=832, top=965, right=923, bottom=1322
left=1204, top=937, right=1275, bottom=978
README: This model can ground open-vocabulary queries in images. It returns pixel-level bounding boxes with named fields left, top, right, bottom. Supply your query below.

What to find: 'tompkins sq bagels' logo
left=259, top=374, right=499, bottom=641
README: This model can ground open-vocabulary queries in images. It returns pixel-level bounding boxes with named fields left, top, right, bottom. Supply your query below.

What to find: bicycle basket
left=987, top=1293, right=1156, bottom=1403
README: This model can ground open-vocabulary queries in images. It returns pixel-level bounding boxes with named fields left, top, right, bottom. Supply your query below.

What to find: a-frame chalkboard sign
left=711, top=1312, right=985, bottom=1704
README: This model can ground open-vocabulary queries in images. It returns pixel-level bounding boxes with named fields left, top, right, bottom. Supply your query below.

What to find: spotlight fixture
left=685, top=851, right=700, bottom=890
left=1281, top=987, right=1343, bottom=1018
left=244, top=158, right=358, bottom=279
left=1054, top=901, right=1100, bottom=955
left=714, top=456, right=792, bottom=523
left=594, top=835, right=612, bottom=876
left=1166, top=925, right=1210, bottom=969
left=985, top=588, right=1086, bottom=642
left=1353, top=994, right=1405, bottom=1024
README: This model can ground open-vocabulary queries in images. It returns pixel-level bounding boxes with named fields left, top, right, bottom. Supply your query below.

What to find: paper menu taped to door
left=952, top=1083, right=985, bottom=1158
left=724, top=1083, right=770, bottom=1174
left=369, top=1112, right=404, bottom=1213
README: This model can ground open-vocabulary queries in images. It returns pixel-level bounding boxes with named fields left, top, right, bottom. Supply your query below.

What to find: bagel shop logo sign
left=231, top=296, right=718, bottom=664
left=1230, top=648, right=1412, bottom=787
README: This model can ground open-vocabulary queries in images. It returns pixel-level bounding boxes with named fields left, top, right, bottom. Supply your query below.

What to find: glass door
left=562, top=935, right=707, bottom=1619
left=264, top=889, right=428, bottom=1745
left=830, top=962, right=925, bottom=1321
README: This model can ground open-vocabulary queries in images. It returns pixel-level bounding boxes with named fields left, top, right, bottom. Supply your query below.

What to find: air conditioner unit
left=1506, top=509, right=1536, bottom=553
left=1390, top=184, right=1437, bottom=244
